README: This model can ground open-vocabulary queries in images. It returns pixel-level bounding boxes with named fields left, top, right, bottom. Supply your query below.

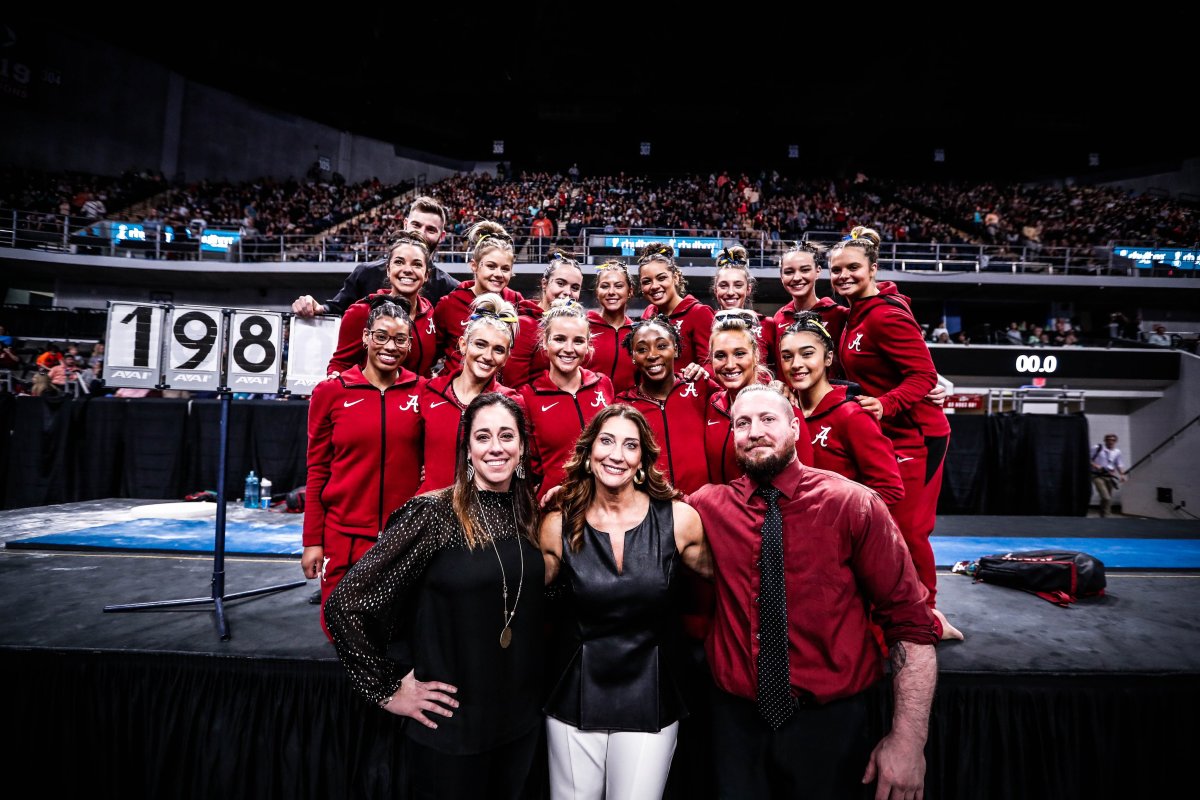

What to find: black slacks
left=407, top=726, right=540, bottom=800
left=711, top=687, right=872, bottom=800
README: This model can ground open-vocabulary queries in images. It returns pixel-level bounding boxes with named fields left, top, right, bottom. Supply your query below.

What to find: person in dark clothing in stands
left=291, top=196, right=459, bottom=317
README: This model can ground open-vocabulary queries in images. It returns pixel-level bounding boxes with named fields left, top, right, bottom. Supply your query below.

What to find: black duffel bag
left=971, top=550, right=1107, bottom=607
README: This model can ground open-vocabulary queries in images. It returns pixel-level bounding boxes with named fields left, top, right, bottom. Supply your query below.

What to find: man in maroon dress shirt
left=688, top=384, right=939, bottom=799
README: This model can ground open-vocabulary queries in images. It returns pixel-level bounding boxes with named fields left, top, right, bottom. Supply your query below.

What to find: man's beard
left=738, top=447, right=795, bottom=484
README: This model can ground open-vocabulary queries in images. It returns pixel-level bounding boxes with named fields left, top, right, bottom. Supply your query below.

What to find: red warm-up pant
left=886, top=434, right=949, bottom=609
left=319, top=531, right=377, bottom=640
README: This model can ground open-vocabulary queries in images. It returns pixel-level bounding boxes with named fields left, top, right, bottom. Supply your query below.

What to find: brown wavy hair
left=553, top=404, right=680, bottom=553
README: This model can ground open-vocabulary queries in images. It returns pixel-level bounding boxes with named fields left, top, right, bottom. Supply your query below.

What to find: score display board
left=165, top=305, right=225, bottom=390
left=285, top=315, right=340, bottom=393
left=103, top=302, right=166, bottom=389
left=103, top=302, right=338, bottom=394
left=226, top=310, right=283, bottom=394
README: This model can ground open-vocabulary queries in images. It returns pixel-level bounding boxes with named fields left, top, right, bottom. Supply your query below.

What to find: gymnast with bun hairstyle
left=637, top=242, right=716, bottom=370
left=586, top=259, right=638, bottom=394
left=504, top=249, right=584, bottom=388
left=712, top=244, right=778, bottom=371
left=829, top=226, right=961, bottom=640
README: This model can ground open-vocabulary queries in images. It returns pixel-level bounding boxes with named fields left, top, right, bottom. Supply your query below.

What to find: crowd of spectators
left=890, top=181, right=1200, bottom=250
left=4, top=167, right=1198, bottom=263
left=0, top=167, right=168, bottom=227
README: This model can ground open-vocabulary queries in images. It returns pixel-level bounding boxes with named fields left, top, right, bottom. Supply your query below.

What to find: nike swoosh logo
left=541, top=403, right=560, bottom=412
left=430, top=401, right=448, bottom=408
left=707, top=420, right=721, bottom=426
left=343, top=399, right=364, bottom=408
left=897, top=456, right=915, bottom=463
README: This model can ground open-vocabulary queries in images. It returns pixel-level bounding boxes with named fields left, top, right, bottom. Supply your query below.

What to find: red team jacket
left=502, top=300, right=549, bottom=388
left=805, top=384, right=904, bottom=505
left=586, top=310, right=637, bottom=395
left=303, top=365, right=425, bottom=547
left=772, top=296, right=849, bottom=375
left=416, top=371, right=524, bottom=494
left=432, top=281, right=525, bottom=374
left=520, top=368, right=615, bottom=499
left=837, top=284, right=949, bottom=450
left=641, top=294, right=716, bottom=368
left=616, top=376, right=717, bottom=493
left=327, top=290, right=438, bottom=378
left=705, top=387, right=814, bottom=485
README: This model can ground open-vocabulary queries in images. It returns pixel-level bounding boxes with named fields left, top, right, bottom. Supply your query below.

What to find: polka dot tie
left=756, top=484, right=794, bottom=729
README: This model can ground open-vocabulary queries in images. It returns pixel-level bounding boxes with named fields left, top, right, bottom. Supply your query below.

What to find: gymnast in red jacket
left=503, top=249, right=584, bottom=388
left=586, top=259, right=637, bottom=395
left=704, top=309, right=813, bottom=485
left=615, top=315, right=714, bottom=494
left=417, top=293, right=523, bottom=494
left=302, top=297, right=425, bottom=638
left=830, top=226, right=962, bottom=640
left=326, top=231, right=439, bottom=377
left=777, top=311, right=904, bottom=505
left=637, top=242, right=716, bottom=371
left=432, top=220, right=524, bottom=374
left=770, top=240, right=848, bottom=368
left=519, top=298, right=615, bottom=501
left=712, top=244, right=777, bottom=372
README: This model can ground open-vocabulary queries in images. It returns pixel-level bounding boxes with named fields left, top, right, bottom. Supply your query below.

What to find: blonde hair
left=465, top=220, right=514, bottom=264
left=710, top=311, right=772, bottom=383
left=463, top=292, right=519, bottom=345
left=712, top=244, right=755, bottom=304
left=539, top=297, right=590, bottom=346
left=828, top=226, right=881, bottom=264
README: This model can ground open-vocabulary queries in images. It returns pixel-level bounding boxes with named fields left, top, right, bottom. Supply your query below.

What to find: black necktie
left=756, top=484, right=794, bottom=729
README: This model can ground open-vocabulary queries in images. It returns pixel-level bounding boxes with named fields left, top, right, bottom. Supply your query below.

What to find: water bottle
left=244, top=470, right=259, bottom=509
left=259, top=477, right=273, bottom=509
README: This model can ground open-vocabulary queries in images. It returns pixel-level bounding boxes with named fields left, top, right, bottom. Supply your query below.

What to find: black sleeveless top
left=544, top=497, right=687, bottom=732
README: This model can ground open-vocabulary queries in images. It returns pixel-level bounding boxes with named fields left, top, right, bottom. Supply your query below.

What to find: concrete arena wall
left=1123, top=352, right=1200, bottom=519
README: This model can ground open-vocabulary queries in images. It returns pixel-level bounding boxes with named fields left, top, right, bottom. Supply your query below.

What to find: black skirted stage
left=3, top=503, right=1200, bottom=800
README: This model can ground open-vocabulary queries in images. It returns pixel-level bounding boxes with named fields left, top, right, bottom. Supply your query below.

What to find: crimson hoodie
left=837, top=283, right=950, bottom=448
left=641, top=294, right=716, bottom=367
left=586, top=309, right=636, bottom=394
left=772, top=295, right=849, bottom=374
left=616, top=376, right=718, bottom=493
left=501, top=299, right=549, bottom=388
left=805, top=384, right=904, bottom=506
left=416, top=370, right=523, bottom=494
left=303, top=365, right=425, bottom=547
left=432, top=280, right=525, bottom=374
left=704, top=387, right=814, bottom=485
left=327, top=290, right=438, bottom=378
left=520, top=368, right=615, bottom=499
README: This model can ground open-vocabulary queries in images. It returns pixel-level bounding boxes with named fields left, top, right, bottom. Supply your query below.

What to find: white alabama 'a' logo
left=848, top=332, right=864, bottom=352
left=399, top=394, right=419, bottom=412
left=591, top=389, right=608, bottom=408
left=319, top=556, right=331, bottom=582
left=679, top=382, right=698, bottom=398
left=426, top=316, right=435, bottom=335
left=812, top=426, right=831, bottom=447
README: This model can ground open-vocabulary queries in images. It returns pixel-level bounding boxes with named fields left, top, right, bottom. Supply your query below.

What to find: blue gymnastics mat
left=931, top=537, right=1200, bottom=569
left=6, top=517, right=303, bottom=556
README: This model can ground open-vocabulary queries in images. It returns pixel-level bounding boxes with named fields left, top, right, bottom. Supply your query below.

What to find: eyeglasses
left=368, top=331, right=411, bottom=347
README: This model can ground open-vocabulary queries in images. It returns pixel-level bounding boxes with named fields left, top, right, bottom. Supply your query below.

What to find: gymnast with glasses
left=302, top=296, right=426, bottom=639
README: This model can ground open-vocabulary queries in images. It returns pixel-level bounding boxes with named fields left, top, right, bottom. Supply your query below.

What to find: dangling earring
left=634, top=467, right=646, bottom=485
left=466, top=462, right=475, bottom=481
left=585, top=459, right=592, bottom=474
left=515, top=460, right=525, bottom=480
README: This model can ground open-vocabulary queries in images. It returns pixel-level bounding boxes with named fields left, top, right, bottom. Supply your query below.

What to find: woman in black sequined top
left=324, top=393, right=544, bottom=800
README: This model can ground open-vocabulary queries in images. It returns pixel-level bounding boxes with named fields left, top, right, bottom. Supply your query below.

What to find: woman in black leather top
left=324, top=393, right=543, bottom=800
left=539, top=404, right=711, bottom=800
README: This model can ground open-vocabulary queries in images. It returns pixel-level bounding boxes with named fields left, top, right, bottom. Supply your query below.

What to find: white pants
left=546, top=716, right=679, bottom=800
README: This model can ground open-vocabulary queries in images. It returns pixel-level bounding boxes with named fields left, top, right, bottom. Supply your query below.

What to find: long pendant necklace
left=479, top=495, right=524, bottom=649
